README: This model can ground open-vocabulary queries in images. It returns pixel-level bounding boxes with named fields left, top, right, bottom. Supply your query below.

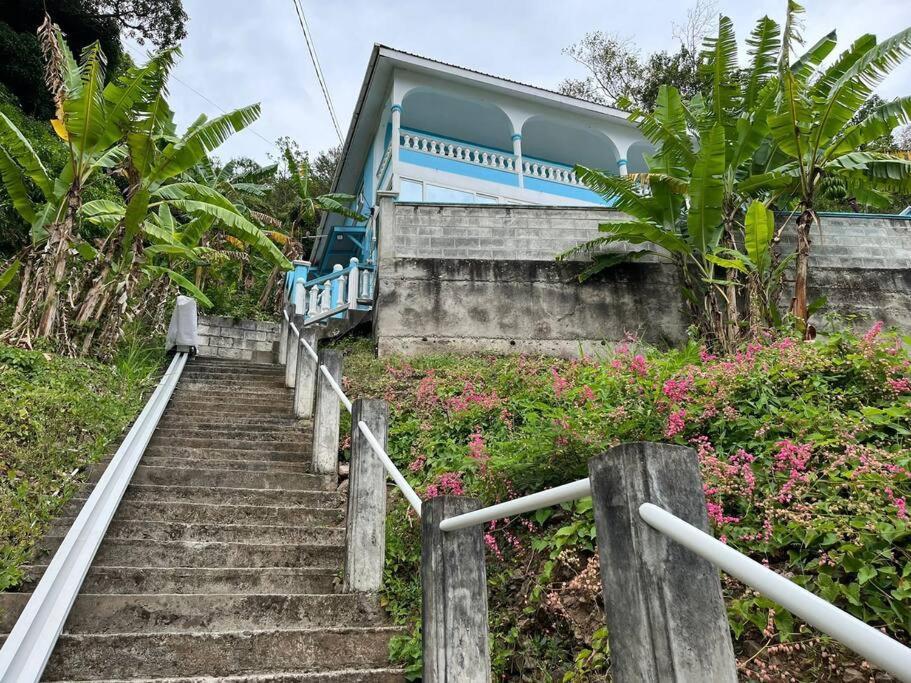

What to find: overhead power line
left=290, top=0, right=344, bottom=143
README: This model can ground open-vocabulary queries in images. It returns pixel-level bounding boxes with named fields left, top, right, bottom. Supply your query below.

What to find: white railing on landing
left=438, top=477, right=911, bottom=680
left=284, top=312, right=423, bottom=513
left=286, top=257, right=375, bottom=327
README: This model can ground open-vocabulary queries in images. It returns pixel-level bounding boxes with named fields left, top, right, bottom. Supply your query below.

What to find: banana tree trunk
left=36, top=190, right=80, bottom=338
left=791, top=209, right=814, bottom=333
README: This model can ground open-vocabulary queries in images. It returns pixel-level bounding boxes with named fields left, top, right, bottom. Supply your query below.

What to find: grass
left=0, top=341, right=162, bottom=590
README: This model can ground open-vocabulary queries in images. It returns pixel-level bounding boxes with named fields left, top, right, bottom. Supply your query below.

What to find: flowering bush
left=337, top=326, right=911, bottom=681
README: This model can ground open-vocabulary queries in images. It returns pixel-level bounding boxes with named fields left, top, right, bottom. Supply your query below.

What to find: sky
left=126, top=0, right=911, bottom=164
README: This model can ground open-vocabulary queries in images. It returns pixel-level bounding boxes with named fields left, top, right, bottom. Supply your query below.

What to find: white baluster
left=320, top=282, right=331, bottom=312
left=308, top=285, right=319, bottom=317
left=348, top=258, right=359, bottom=310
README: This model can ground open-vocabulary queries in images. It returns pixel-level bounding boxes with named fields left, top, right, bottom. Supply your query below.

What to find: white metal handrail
left=286, top=315, right=422, bottom=515
left=0, top=352, right=188, bottom=683
left=639, top=503, right=911, bottom=680
left=439, top=478, right=591, bottom=531
left=435, top=474, right=911, bottom=680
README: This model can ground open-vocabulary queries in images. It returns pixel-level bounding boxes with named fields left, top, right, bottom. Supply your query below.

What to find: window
left=399, top=178, right=423, bottom=202
left=425, top=184, right=476, bottom=204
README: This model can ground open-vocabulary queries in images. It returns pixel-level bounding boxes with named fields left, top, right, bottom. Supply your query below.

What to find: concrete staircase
left=0, top=357, right=404, bottom=681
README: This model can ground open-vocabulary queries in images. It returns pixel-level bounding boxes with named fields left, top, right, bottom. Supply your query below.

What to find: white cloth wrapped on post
left=165, top=296, right=200, bottom=351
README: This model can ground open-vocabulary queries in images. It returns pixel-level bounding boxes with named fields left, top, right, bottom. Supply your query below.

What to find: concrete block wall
left=196, top=315, right=280, bottom=363
left=390, top=203, right=656, bottom=262
left=372, top=198, right=911, bottom=357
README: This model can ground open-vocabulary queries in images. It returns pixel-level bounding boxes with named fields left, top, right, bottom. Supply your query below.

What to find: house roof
left=310, top=44, right=635, bottom=264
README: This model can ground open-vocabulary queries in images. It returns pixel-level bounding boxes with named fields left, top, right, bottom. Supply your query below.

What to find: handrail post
left=588, top=442, right=737, bottom=682
left=278, top=303, right=289, bottom=365
left=312, top=349, right=342, bottom=474
left=293, top=322, right=318, bottom=419
left=284, top=317, right=299, bottom=389
left=421, top=496, right=491, bottom=682
left=344, top=398, right=388, bottom=592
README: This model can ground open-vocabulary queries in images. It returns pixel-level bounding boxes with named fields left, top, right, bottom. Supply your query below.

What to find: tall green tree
left=0, top=17, right=286, bottom=354
left=768, top=2, right=911, bottom=328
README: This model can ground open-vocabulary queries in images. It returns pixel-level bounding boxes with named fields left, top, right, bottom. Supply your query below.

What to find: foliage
left=0, top=0, right=128, bottom=118
left=0, top=22, right=288, bottom=354
left=558, top=0, right=715, bottom=111
left=334, top=326, right=911, bottom=680
left=0, top=340, right=160, bottom=590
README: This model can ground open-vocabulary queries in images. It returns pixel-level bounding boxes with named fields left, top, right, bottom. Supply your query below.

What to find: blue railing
left=283, top=257, right=375, bottom=326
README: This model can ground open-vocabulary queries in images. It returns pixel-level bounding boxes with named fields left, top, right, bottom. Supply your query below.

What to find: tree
left=558, top=0, right=716, bottom=111
left=81, top=0, right=187, bottom=47
left=768, top=1, right=911, bottom=330
left=0, top=17, right=286, bottom=354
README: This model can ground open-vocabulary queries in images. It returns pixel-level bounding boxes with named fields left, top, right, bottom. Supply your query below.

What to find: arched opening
left=626, top=141, right=654, bottom=175
left=521, top=117, right=620, bottom=171
left=400, top=88, right=514, bottom=151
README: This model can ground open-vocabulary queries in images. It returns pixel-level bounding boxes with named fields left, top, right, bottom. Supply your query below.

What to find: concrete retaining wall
left=197, top=315, right=279, bottom=363
left=373, top=198, right=911, bottom=356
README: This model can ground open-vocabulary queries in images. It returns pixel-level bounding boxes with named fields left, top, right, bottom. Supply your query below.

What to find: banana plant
left=768, top=1, right=911, bottom=329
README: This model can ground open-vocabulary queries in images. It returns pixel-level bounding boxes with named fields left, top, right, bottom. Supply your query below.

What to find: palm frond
left=701, top=15, right=740, bottom=122
left=743, top=16, right=781, bottom=109
left=0, top=113, right=53, bottom=196
left=61, top=42, right=108, bottom=155
left=0, top=147, right=37, bottom=223
left=686, top=123, right=726, bottom=254
left=575, top=165, right=662, bottom=223
left=152, top=104, right=262, bottom=182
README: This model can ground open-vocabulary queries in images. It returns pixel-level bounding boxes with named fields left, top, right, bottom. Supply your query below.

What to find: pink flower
left=484, top=533, right=503, bottom=560
left=888, top=377, right=911, bottom=394
left=665, top=409, right=686, bottom=438
left=468, top=431, right=488, bottom=462
left=408, top=454, right=426, bottom=472
left=446, top=381, right=501, bottom=413
left=630, top=354, right=648, bottom=376
left=699, top=347, right=718, bottom=363
left=424, top=471, right=465, bottom=499
left=550, top=367, right=570, bottom=398
left=886, top=488, right=908, bottom=520
left=863, top=321, right=885, bottom=344
left=415, top=372, right=439, bottom=408
left=662, top=377, right=694, bottom=403
left=579, top=385, right=596, bottom=402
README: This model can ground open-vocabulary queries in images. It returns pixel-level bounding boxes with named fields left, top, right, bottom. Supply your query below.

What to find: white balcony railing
left=399, top=130, right=586, bottom=188
left=400, top=131, right=516, bottom=173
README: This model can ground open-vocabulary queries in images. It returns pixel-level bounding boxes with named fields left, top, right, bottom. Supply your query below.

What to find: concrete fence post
left=344, top=398, right=388, bottom=592
left=588, top=442, right=737, bottom=682
left=421, top=496, right=491, bottom=683
left=284, top=311, right=299, bottom=388
left=312, top=349, right=342, bottom=474
left=278, top=303, right=289, bottom=365
left=293, top=322, right=318, bottom=419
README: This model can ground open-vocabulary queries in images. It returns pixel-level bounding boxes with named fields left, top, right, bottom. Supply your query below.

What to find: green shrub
left=0, top=342, right=160, bottom=589
left=336, top=325, right=911, bottom=680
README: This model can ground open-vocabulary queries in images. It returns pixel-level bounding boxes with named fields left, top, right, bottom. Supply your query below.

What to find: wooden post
left=312, top=349, right=342, bottom=475
left=344, top=399, right=388, bottom=592
left=588, top=442, right=737, bottom=682
left=421, top=496, right=490, bottom=683
left=292, top=319, right=318, bottom=419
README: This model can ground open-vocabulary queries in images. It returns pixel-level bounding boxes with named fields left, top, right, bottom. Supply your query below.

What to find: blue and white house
left=285, top=44, right=911, bottom=357
left=309, top=44, right=653, bottom=275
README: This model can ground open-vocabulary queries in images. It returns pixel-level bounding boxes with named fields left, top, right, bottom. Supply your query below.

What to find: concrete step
left=21, top=566, right=338, bottom=595
left=44, top=669, right=406, bottom=682
left=61, top=538, right=344, bottom=569
left=46, top=520, right=345, bottom=545
left=120, top=484, right=343, bottom=508
left=0, top=593, right=387, bottom=634
left=147, top=436, right=305, bottom=452
left=142, top=445, right=308, bottom=463
left=62, top=501, right=344, bottom=527
left=155, top=416, right=309, bottom=430
left=38, top=627, right=403, bottom=680
left=140, top=456, right=311, bottom=474
left=181, top=368, right=286, bottom=380
left=175, top=380, right=295, bottom=393
left=89, top=465, right=334, bottom=491
left=190, top=359, right=281, bottom=369
left=165, top=400, right=293, bottom=417
left=172, top=390, right=293, bottom=404
left=151, top=427, right=311, bottom=442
